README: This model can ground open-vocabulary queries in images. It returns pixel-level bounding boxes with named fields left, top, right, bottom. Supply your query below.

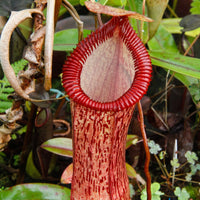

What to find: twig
left=164, top=70, right=170, bottom=124
left=184, top=33, right=200, bottom=56
left=146, top=128, right=166, bottom=138
left=167, top=4, right=178, bottom=18
left=171, top=177, right=200, bottom=185
left=154, top=154, right=170, bottom=178
left=150, top=84, right=175, bottom=131
left=151, top=107, right=169, bottom=130
left=137, top=101, right=151, bottom=200
left=97, top=13, right=103, bottom=27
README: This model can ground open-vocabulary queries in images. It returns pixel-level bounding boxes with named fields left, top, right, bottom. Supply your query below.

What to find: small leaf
left=151, top=182, right=160, bottom=193
left=85, top=1, right=153, bottom=21
left=174, top=187, right=190, bottom=200
left=126, top=163, right=137, bottom=178
left=16, top=125, right=27, bottom=135
left=126, top=134, right=138, bottom=149
left=61, top=163, right=73, bottom=184
left=185, top=151, right=198, bottom=164
left=0, top=183, right=71, bottom=200
left=25, top=151, right=42, bottom=179
left=41, top=138, right=73, bottom=157
left=159, top=151, right=166, bottom=160
left=148, top=140, right=161, bottom=154
left=185, top=173, right=192, bottom=182
left=190, top=163, right=200, bottom=174
left=129, top=184, right=135, bottom=198
left=141, top=182, right=164, bottom=200
left=170, top=158, right=180, bottom=168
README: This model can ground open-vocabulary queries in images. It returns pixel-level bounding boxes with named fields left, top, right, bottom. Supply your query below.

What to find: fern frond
left=0, top=59, right=28, bottom=113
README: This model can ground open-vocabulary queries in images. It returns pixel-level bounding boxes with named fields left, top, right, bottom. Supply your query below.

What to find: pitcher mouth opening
left=62, top=16, right=152, bottom=111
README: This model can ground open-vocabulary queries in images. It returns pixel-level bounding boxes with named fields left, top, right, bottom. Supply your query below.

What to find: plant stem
left=16, top=104, right=37, bottom=184
left=62, top=0, right=83, bottom=42
left=137, top=101, right=151, bottom=200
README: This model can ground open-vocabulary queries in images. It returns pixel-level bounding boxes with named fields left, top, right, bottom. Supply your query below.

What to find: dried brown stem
left=44, top=0, right=56, bottom=91
left=137, top=101, right=151, bottom=200
left=0, top=9, right=44, bottom=101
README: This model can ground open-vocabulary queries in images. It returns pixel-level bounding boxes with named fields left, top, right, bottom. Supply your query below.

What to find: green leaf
left=141, top=182, right=164, bottom=200
left=0, top=183, right=71, bottom=200
left=151, top=182, right=160, bottom=193
left=190, top=163, right=200, bottom=174
left=161, top=18, right=200, bottom=37
left=0, top=101, right=13, bottom=113
left=148, top=25, right=200, bottom=104
left=26, top=151, right=42, bottom=179
left=174, top=187, right=190, bottom=200
left=149, top=51, right=200, bottom=79
left=0, top=59, right=28, bottom=113
left=148, top=140, right=161, bottom=155
left=159, top=151, right=166, bottom=160
left=80, top=0, right=86, bottom=6
left=146, top=0, right=168, bottom=39
left=170, top=158, right=180, bottom=168
left=148, top=25, right=179, bottom=53
left=126, top=163, right=137, bottom=178
left=0, top=152, right=6, bottom=164
left=107, top=0, right=127, bottom=6
left=126, top=0, right=149, bottom=43
left=126, top=134, right=138, bottom=149
left=41, top=138, right=73, bottom=157
left=68, top=0, right=80, bottom=5
left=99, top=0, right=109, bottom=5
left=16, top=125, right=27, bottom=135
left=185, top=173, right=192, bottom=181
left=190, top=0, right=200, bottom=15
left=54, top=29, right=91, bottom=52
left=185, top=151, right=198, bottom=164
left=129, top=184, right=135, bottom=198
